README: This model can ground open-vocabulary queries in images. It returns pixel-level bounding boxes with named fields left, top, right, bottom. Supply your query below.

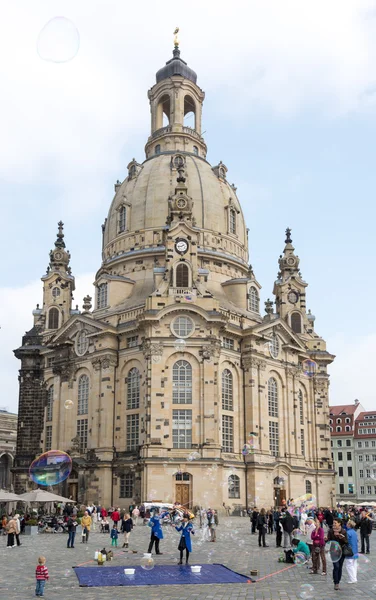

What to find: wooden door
left=175, top=484, right=190, bottom=507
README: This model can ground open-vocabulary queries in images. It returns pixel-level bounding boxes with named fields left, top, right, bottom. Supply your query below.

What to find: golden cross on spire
left=173, top=27, right=180, bottom=47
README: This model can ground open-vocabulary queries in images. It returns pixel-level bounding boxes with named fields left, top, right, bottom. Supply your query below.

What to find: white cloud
left=0, top=273, right=94, bottom=414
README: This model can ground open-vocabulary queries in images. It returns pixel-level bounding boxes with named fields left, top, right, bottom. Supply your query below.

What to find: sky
left=1, top=0, right=376, bottom=414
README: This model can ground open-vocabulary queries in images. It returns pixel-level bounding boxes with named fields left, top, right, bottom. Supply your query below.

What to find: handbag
left=342, top=543, right=354, bottom=557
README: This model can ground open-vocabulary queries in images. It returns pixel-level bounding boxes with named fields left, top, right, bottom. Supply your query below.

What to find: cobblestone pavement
left=1, top=517, right=376, bottom=599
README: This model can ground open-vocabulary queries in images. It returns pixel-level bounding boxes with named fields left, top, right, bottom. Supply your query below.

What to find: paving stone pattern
left=0, top=517, right=376, bottom=599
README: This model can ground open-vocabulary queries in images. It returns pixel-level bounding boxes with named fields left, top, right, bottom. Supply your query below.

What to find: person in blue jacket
left=345, top=520, right=358, bottom=583
left=147, top=509, right=169, bottom=555
left=175, top=514, right=195, bottom=564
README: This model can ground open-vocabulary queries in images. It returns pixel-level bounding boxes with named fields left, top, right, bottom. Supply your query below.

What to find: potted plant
left=24, top=519, right=39, bottom=535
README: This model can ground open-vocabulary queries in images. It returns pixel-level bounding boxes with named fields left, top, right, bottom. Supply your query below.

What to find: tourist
left=14, top=514, right=21, bottom=547
left=327, top=518, right=348, bottom=591
left=111, top=507, right=120, bottom=529
left=310, top=517, right=326, bottom=575
left=305, top=517, right=315, bottom=556
left=132, top=505, right=140, bottom=526
left=207, top=508, right=218, bottom=542
left=325, top=507, right=334, bottom=530
left=292, top=537, right=310, bottom=560
left=357, top=510, right=372, bottom=554
left=81, top=510, right=92, bottom=543
left=67, top=514, right=77, bottom=548
left=275, top=509, right=283, bottom=548
left=281, top=509, right=294, bottom=548
left=100, top=516, right=110, bottom=533
left=251, top=507, right=258, bottom=534
left=35, top=555, right=49, bottom=597
left=257, top=508, right=268, bottom=548
left=147, top=508, right=169, bottom=555
left=100, top=506, right=108, bottom=520
left=345, top=520, right=358, bottom=583
left=175, top=513, right=195, bottom=564
left=110, top=525, right=119, bottom=547
left=121, top=512, right=133, bottom=548
left=267, top=510, right=274, bottom=534
left=6, top=516, right=17, bottom=548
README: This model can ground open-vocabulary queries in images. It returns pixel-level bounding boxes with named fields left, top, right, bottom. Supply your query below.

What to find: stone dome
left=102, top=152, right=248, bottom=271
left=156, top=47, right=197, bottom=84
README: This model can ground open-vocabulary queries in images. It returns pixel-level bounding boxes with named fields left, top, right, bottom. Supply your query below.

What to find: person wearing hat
left=174, top=514, right=195, bottom=564
left=14, top=514, right=21, bottom=547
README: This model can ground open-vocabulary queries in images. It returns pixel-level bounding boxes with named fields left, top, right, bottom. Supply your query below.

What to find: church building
left=13, top=37, right=336, bottom=511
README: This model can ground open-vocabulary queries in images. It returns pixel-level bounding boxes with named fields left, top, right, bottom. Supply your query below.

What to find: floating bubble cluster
left=29, top=450, right=72, bottom=486
left=242, top=433, right=257, bottom=456
left=174, top=338, right=187, bottom=351
left=325, top=540, right=342, bottom=563
left=288, top=493, right=317, bottom=516
left=187, top=451, right=200, bottom=462
left=302, top=359, right=317, bottom=378
left=64, top=399, right=74, bottom=410
left=37, top=17, right=80, bottom=63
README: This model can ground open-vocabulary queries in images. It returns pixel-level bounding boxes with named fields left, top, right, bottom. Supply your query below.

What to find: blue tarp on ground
left=74, top=563, right=252, bottom=586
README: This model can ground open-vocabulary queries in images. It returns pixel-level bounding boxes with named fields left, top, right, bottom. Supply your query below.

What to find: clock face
left=288, top=291, right=299, bottom=304
left=177, top=198, right=187, bottom=209
left=175, top=239, right=189, bottom=254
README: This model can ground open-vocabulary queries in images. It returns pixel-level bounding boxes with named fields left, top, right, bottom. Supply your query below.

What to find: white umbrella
left=0, top=489, right=25, bottom=502
left=19, top=489, right=75, bottom=503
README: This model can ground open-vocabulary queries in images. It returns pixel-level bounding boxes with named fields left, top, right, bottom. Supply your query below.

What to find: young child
left=175, top=514, right=195, bottom=565
left=110, top=526, right=118, bottom=547
left=35, top=556, right=49, bottom=597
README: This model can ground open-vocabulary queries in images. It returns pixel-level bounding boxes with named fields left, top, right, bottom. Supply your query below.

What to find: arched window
left=248, top=287, right=259, bottom=312
left=118, top=206, right=126, bottom=233
left=184, top=94, right=196, bottom=128
left=336, top=426, right=341, bottom=432
left=46, top=385, right=54, bottom=422
left=48, top=307, right=59, bottom=330
left=155, top=144, right=161, bottom=155
left=345, top=418, right=350, bottom=424
left=269, top=335, right=279, bottom=358
left=306, top=480, right=312, bottom=494
left=176, top=263, right=189, bottom=288
left=222, top=369, right=233, bottom=411
left=268, top=377, right=278, bottom=417
left=193, top=146, right=199, bottom=156
left=345, top=426, right=351, bottom=432
left=173, top=360, right=192, bottom=404
left=228, top=474, right=240, bottom=498
left=299, top=390, right=304, bottom=425
left=336, top=418, right=341, bottom=424
left=229, top=209, right=236, bottom=234
left=77, top=374, right=89, bottom=415
left=127, top=368, right=140, bottom=409
left=97, top=283, right=108, bottom=309
left=291, top=312, right=302, bottom=334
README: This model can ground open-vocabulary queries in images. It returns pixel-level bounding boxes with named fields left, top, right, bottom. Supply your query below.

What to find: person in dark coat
left=251, top=508, right=259, bottom=534
left=147, top=509, right=169, bottom=555
left=324, top=508, right=334, bottom=529
left=281, top=509, right=294, bottom=548
left=357, top=510, right=372, bottom=554
left=175, top=514, right=195, bottom=564
left=327, top=518, right=348, bottom=590
left=67, top=515, right=78, bottom=548
left=121, top=513, right=133, bottom=548
left=257, top=508, right=269, bottom=547
left=275, top=509, right=282, bottom=547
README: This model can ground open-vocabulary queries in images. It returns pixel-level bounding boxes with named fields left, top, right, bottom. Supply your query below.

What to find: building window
left=345, top=426, right=350, bottom=432
left=339, top=484, right=344, bottom=494
left=336, top=418, right=341, bottom=424
left=77, top=374, right=89, bottom=415
left=193, top=146, right=199, bottom=156
left=45, top=425, right=52, bottom=452
left=222, top=337, right=234, bottom=350
left=173, top=360, right=192, bottom=404
left=48, top=307, right=59, bottom=329
left=337, top=440, right=342, bottom=447
left=126, top=414, right=139, bottom=450
left=229, top=209, right=236, bottom=234
left=347, top=452, right=352, bottom=461
left=172, top=409, right=192, bottom=449
left=172, top=316, right=194, bottom=338
left=360, top=485, right=365, bottom=495
left=365, top=454, right=370, bottom=462
left=358, top=442, right=362, bottom=448
left=299, top=390, right=304, bottom=425
left=291, top=312, right=302, bottom=334
left=306, top=480, right=312, bottom=494
left=358, top=455, right=363, bottom=462
left=338, top=466, right=343, bottom=477
left=222, top=369, right=233, bottom=411
left=76, top=330, right=89, bottom=356
left=268, top=378, right=278, bottom=417
left=349, top=483, right=354, bottom=494
left=127, top=368, right=140, bottom=409
left=52, top=287, right=60, bottom=298
left=155, top=144, right=161, bottom=154
left=269, top=421, right=279, bottom=456
left=269, top=335, right=279, bottom=358
left=300, top=429, right=305, bottom=456
left=359, top=469, right=364, bottom=478
left=222, top=415, right=234, bottom=452
left=346, top=439, right=351, bottom=446
left=127, top=336, right=138, bottom=348
left=336, top=426, right=341, bottom=432
left=176, top=263, right=189, bottom=288
left=228, top=474, right=240, bottom=498
left=345, top=418, right=350, bottom=424
left=372, top=441, right=376, bottom=448
left=119, top=474, right=134, bottom=498
left=46, top=385, right=54, bottom=422
left=367, top=485, right=372, bottom=495
left=97, top=283, right=108, bottom=309
left=119, top=206, right=127, bottom=233
left=248, top=287, right=259, bottom=312
left=365, top=441, right=370, bottom=448
left=77, top=419, right=88, bottom=452
left=348, top=466, right=353, bottom=476
left=373, top=454, right=376, bottom=461
left=338, top=452, right=343, bottom=461
left=175, top=472, right=190, bottom=481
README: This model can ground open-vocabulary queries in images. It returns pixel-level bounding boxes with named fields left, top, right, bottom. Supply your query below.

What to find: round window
left=172, top=316, right=194, bottom=338
left=52, top=287, right=61, bottom=298
left=75, top=330, right=89, bottom=356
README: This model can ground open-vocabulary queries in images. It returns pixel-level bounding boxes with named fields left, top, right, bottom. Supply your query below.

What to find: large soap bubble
left=299, top=584, right=315, bottom=599
left=37, top=17, right=80, bottom=63
left=294, top=552, right=308, bottom=565
left=140, top=555, right=154, bottom=570
left=288, top=493, right=317, bottom=516
left=29, top=450, right=72, bottom=486
left=325, top=540, right=342, bottom=563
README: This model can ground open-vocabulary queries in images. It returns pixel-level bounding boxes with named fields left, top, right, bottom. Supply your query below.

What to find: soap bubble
left=140, top=556, right=155, bottom=570
left=64, top=569, right=71, bottom=577
left=294, top=552, right=308, bottom=565
left=37, top=17, right=80, bottom=63
left=299, top=584, right=315, bottom=599
left=242, top=444, right=252, bottom=456
left=302, top=359, right=317, bottom=378
left=367, top=462, right=376, bottom=480
left=187, top=451, right=200, bottom=461
left=64, top=399, right=74, bottom=410
left=325, top=540, right=342, bottom=563
left=292, top=528, right=305, bottom=541
left=288, top=493, right=317, bottom=516
left=174, top=339, right=186, bottom=351
left=29, top=450, right=72, bottom=485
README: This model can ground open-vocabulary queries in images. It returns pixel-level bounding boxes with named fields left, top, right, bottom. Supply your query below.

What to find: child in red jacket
left=35, top=556, right=49, bottom=597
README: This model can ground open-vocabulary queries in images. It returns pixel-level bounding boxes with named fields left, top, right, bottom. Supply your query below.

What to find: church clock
left=175, top=239, right=189, bottom=254
left=288, top=290, right=299, bottom=304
